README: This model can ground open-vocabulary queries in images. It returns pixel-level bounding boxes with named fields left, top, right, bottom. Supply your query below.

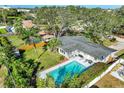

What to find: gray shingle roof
left=59, top=36, right=116, bottom=59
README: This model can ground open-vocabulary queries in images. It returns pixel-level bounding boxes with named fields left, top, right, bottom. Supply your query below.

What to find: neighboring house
left=38, top=31, right=47, bottom=36
left=22, top=20, right=33, bottom=28
left=0, top=6, right=10, bottom=10
left=58, top=36, right=117, bottom=63
left=6, top=26, right=15, bottom=33
left=0, top=26, right=6, bottom=29
left=28, top=13, right=36, bottom=18
left=42, top=35, right=54, bottom=42
left=71, top=25, right=84, bottom=32
left=17, top=9, right=30, bottom=13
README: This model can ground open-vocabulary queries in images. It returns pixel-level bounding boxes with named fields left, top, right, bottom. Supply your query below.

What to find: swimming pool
left=48, top=61, right=87, bottom=86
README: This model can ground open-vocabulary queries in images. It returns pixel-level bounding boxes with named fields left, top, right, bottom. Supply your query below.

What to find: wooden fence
left=19, top=42, right=47, bottom=50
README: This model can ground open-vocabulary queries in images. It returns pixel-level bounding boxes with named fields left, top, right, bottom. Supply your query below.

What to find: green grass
left=0, top=28, right=7, bottom=34
left=8, top=35, right=25, bottom=47
left=116, top=49, right=124, bottom=56
left=80, top=63, right=110, bottom=87
left=24, top=47, right=64, bottom=70
left=103, top=39, right=117, bottom=47
left=0, top=66, right=7, bottom=87
left=120, top=55, right=124, bottom=59
left=115, top=49, right=124, bottom=59
left=8, top=35, right=64, bottom=70
left=7, top=16, right=21, bottom=19
left=61, top=62, right=110, bottom=88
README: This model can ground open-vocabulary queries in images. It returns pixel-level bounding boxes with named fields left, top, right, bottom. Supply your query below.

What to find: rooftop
left=59, top=36, right=116, bottom=59
left=22, top=20, right=33, bottom=28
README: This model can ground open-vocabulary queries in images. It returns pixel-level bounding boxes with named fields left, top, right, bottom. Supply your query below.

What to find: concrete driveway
left=109, top=36, right=124, bottom=50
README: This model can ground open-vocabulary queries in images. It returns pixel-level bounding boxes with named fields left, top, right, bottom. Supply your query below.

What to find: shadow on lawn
left=19, top=49, right=47, bottom=87
left=37, top=50, right=47, bottom=60
left=30, top=50, right=47, bottom=87
left=30, top=62, right=40, bottom=88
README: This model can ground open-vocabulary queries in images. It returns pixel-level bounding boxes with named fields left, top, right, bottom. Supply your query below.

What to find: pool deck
left=39, top=57, right=94, bottom=79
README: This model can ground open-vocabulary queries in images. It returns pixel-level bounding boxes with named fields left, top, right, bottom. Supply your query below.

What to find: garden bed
left=24, top=47, right=64, bottom=71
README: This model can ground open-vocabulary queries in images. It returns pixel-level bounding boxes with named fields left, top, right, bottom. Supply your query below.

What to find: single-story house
left=42, top=35, right=54, bottom=42
left=0, top=26, right=6, bottom=29
left=6, top=26, right=15, bottom=33
left=58, top=36, right=117, bottom=63
left=38, top=31, right=47, bottom=36
left=22, top=20, right=33, bottom=28
left=17, top=9, right=30, bottom=13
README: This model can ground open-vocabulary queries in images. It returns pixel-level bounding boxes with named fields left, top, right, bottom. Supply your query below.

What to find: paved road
left=109, top=36, right=124, bottom=50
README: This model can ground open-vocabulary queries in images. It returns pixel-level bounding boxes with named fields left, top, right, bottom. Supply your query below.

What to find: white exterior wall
left=75, top=50, right=102, bottom=62
left=58, top=47, right=116, bottom=63
left=58, top=48, right=70, bottom=58
left=58, top=48, right=100, bottom=62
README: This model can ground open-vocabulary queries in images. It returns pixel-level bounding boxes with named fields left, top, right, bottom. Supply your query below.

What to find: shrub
left=60, top=56, right=65, bottom=60
left=110, top=37, right=116, bottom=42
left=36, top=76, right=55, bottom=88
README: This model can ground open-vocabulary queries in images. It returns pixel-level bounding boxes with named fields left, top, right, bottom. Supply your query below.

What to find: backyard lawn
left=7, top=35, right=64, bottom=71
left=115, top=49, right=124, bottom=59
left=8, top=35, right=25, bottom=47
left=103, top=39, right=117, bottom=47
left=0, top=28, right=7, bottom=34
left=24, top=47, right=64, bottom=70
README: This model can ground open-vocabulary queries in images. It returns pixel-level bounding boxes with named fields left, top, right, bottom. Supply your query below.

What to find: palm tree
left=14, top=18, right=40, bottom=61
left=0, top=38, right=16, bottom=87
left=14, top=18, right=24, bottom=35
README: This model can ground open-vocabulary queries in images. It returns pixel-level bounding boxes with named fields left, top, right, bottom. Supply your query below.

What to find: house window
left=100, top=56, right=105, bottom=60
left=60, top=49, right=65, bottom=54
left=78, top=54, right=84, bottom=58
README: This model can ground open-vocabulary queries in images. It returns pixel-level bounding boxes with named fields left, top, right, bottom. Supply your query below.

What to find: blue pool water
left=48, top=61, right=87, bottom=86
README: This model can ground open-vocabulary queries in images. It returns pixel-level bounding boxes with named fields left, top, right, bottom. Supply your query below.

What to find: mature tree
left=14, top=17, right=40, bottom=57
left=47, top=38, right=61, bottom=51
left=0, top=36, right=16, bottom=87
left=14, top=18, right=23, bottom=35
left=36, top=6, right=77, bottom=37
left=0, top=36, right=39, bottom=88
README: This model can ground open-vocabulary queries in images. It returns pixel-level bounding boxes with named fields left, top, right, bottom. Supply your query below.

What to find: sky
left=0, top=5, right=122, bottom=9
